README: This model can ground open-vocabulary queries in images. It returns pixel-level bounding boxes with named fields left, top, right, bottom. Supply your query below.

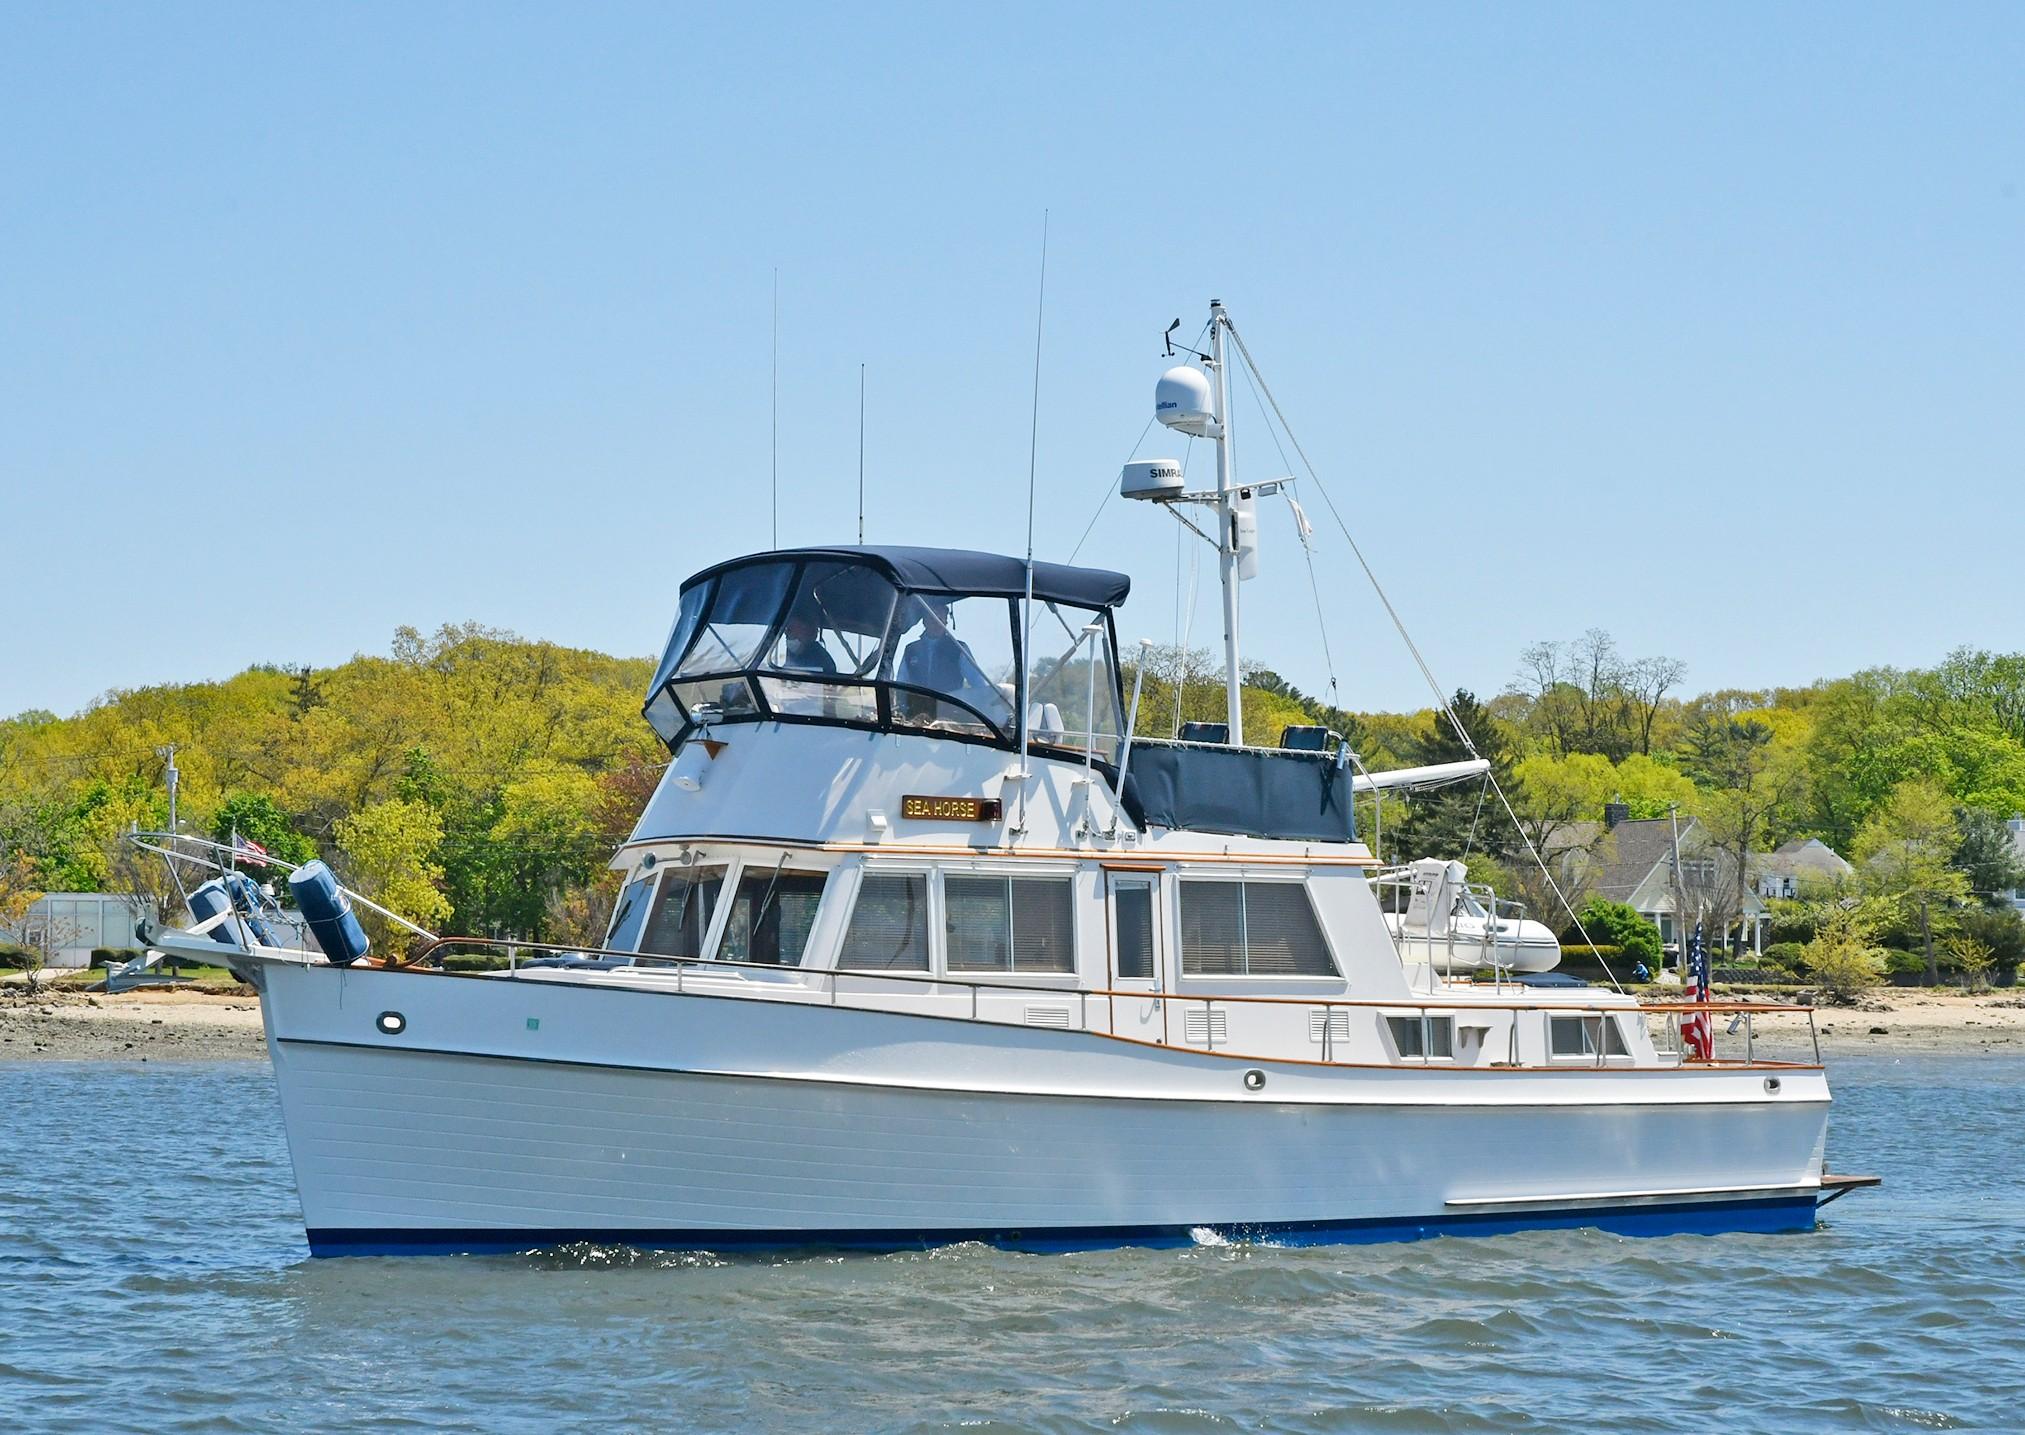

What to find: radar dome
left=1121, top=458, right=1185, bottom=501
left=1155, top=365, right=1216, bottom=437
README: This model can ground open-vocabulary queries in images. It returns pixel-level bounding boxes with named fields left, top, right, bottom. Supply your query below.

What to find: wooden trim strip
left=617, top=835, right=1380, bottom=867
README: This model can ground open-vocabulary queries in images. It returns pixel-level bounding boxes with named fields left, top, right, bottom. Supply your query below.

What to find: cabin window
left=943, top=875, right=1075, bottom=974
left=1549, top=1014, right=1631, bottom=1058
left=643, top=686, right=684, bottom=743
left=604, top=873, right=658, bottom=951
left=644, top=581, right=715, bottom=740
left=757, top=678, right=880, bottom=723
left=637, top=866, right=727, bottom=959
left=1113, top=881, right=1156, bottom=981
left=671, top=676, right=760, bottom=723
left=838, top=872, right=931, bottom=971
left=677, top=561, right=796, bottom=676
left=716, top=867, right=828, bottom=966
left=1025, top=600, right=1122, bottom=758
left=1178, top=880, right=1336, bottom=977
left=1386, top=1015, right=1455, bottom=1060
left=885, top=594, right=1018, bottom=738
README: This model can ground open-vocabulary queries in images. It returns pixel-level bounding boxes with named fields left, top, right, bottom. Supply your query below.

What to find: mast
left=1132, top=300, right=1269, bottom=748
left=1209, top=301, right=1243, bottom=742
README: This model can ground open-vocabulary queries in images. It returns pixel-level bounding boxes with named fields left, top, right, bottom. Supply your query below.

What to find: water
left=4, top=1052, right=2021, bottom=1434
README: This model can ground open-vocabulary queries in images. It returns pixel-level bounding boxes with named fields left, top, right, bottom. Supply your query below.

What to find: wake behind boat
left=135, top=303, right=1872, bottom=1256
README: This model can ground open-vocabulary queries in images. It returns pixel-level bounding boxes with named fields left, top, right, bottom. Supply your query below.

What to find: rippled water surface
left=4, top=1051, right=2021, bottom=1433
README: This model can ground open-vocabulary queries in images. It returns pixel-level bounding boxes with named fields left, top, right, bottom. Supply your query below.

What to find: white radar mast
left=1124, top=301, right=1289, bottom=745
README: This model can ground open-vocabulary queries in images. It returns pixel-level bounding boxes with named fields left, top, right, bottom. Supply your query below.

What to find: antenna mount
left=1163, top=318, right=1209, bottom=362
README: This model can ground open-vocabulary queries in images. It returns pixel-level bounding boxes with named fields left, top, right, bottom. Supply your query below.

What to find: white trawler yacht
left=140, top=303, right=1869, bottom=1256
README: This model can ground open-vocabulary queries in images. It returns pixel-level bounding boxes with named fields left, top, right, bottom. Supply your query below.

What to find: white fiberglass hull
left=253, top=962, right=1834, bottom=1256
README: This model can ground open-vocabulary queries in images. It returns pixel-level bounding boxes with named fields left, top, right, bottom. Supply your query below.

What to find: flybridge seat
left=643, top=546, right=1130, bottom=753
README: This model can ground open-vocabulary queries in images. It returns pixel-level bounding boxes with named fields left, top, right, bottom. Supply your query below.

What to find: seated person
left=894, top=598, right=1005, bottom=728
left=897, top=598, right=968, bottom=691
left=779, top=610, right=838, bottom=675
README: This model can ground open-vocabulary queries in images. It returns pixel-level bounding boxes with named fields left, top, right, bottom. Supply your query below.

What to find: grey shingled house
left=1560, top=812, right=1769, bottom=957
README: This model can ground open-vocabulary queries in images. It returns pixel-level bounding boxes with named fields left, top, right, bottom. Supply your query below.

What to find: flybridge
left=639, top=544, right=1130, bottom=760
left=637, top=538, right=1364, bottom=845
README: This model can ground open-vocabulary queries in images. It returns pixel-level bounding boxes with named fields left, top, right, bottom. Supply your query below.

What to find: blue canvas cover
left=1120, top=742, right=1358, bottom=844
left=683, top=546, right=1130, bottom=610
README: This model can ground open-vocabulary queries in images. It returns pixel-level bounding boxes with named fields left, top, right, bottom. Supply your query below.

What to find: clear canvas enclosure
left=642, top=546, right=1128, bottom=757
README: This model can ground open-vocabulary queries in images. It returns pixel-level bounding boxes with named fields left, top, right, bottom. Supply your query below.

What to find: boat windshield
left=1024, top=598, right=1122, bottom=753
left=886, top=593, right=1018, bottom=739
left=643, top=552, right=1122, bottom=754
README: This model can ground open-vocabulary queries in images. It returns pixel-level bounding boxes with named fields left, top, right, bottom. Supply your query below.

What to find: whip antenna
left=1015, top=210, right=1050, bottom=830
left=857, top=363, right=866, bottom=543
left=770, top=268, right=779, bottom=547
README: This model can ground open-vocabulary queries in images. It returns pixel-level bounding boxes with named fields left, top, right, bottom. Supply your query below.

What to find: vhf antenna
left=771, top=268, right=780, bottom=547
left=1164, top=318, right=1210, bottom=362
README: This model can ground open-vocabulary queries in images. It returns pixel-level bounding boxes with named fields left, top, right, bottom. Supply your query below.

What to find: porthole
left=1243, top=1069, right=1267, bottom=1092
left=1763, top=1076, right=1782, bottom=1095
left=376, top=1010, right=407, bottom=1036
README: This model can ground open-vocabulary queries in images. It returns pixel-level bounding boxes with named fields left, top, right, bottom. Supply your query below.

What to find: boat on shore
left=136, top=302, right=1872, bottom=1256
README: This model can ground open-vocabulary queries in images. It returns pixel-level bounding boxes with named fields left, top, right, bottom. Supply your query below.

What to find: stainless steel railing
left=408, top=935, right=1821, bottom=1071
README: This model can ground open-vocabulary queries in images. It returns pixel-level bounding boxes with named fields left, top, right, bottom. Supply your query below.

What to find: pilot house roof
left=683, top=546, right=1132, bottom=610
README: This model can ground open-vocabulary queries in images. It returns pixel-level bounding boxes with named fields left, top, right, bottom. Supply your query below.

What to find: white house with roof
left=1753, top=838, right=1855, bottom=900
left=2004, top=816, right=2025, bottom=915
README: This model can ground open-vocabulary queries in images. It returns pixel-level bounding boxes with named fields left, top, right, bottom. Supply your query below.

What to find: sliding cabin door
left=1105, top=872, right=1165, bottom=1043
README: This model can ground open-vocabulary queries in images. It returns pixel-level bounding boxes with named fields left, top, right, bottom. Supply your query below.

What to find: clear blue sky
left=4, top=2, right=2020, bottom=721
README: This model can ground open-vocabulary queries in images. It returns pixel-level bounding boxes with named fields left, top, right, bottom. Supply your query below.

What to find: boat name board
left=900, top=794, right=1004, bottom=823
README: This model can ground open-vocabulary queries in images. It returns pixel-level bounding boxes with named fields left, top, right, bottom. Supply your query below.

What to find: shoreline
left=4, top=984, right=2022, bottom=1063
left=1, top=986, right=268, bottom=1061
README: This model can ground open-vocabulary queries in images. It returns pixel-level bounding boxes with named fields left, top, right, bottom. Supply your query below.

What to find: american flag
left=1683, top=921, right=1712, bottom=1061
left=232, top=835, right=269, bottom=869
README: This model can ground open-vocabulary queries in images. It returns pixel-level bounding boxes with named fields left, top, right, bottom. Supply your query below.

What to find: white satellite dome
left=1154, top=365, right=1216, bottom=437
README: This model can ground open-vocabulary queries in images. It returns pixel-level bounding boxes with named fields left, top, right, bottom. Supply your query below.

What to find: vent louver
left=1183, top=1008, right=1229, bottom=1047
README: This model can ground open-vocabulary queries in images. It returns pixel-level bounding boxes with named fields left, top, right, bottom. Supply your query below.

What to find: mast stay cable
left=1221, top=314, right=1623, bottom=994
left=1235, top=356, right=1340, bottom=713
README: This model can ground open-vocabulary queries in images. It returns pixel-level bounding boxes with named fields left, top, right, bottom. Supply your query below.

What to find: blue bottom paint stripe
left=306, top=1194, right=1821, bottom=1258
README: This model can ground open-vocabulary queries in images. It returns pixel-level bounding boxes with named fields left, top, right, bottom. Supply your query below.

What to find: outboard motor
left=187, top=878, right=250, bottom=947
left=222, top=871, right=278, bottom=947
left=187, top=872, right=285, bottom=949
left=1400, top=857, right=1467, bottom=937
left=288, top=860, right=371, bottom=967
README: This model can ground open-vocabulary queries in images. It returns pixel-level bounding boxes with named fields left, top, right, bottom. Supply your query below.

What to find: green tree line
left=5, top=624, right=2022, bottom=985
left=1, top=623, right=660, bottom=950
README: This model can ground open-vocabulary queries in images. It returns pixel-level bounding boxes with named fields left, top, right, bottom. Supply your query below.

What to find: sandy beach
left=1746, top=990, right=2025, bottom=1054
left=1, top=984, right=268, bottom=1060
left=3, top=979, right=2020, bottom=1062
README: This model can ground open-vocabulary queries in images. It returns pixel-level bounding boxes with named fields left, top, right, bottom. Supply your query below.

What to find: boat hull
left=308, top=1194, right=1824, bottom=1258
left=257, top=963, right=1833, bottom=1257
